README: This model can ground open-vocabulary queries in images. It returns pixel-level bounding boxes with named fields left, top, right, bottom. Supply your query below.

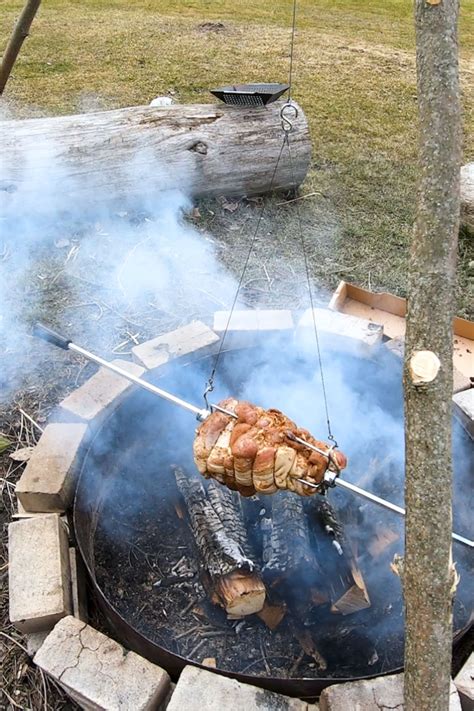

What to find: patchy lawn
left=1, top=0, right=474, bottom=314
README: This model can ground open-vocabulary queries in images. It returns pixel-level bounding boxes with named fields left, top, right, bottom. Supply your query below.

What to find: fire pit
left=72, top=329, right=473, bottom=698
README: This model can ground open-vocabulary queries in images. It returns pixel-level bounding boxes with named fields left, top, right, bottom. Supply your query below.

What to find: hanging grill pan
left=210, top=83, right=289, bottom=106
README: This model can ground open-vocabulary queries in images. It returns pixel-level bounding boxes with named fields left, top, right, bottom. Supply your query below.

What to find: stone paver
left=59, top=359, right=146, bottom=423
left=9, top=514, right=72, bottom=632
left=34, top=616, right=170, bottom=711
left=297, top=308, right=383, bottom=355
left=69, top=547, right=88, bottom=622
left=454, top=652, right=474, bottom=711
left=132, top=321, right=219, bottom=370
left=319, top=673, right=461, bottom=710
left=167, top=665, right=308, bottom=711
left=213, top=309, right=294, bottom=348
left=26, top=631, right=49, bottom=657
left=16, top=422, right=87, bottom=512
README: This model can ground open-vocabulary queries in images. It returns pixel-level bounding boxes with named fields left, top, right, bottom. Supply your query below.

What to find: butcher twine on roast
left=193, top=398, right=347, bottom=497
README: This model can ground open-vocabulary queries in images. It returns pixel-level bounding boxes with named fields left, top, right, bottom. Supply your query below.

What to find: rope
left=284, top=135, right=337, bottom=445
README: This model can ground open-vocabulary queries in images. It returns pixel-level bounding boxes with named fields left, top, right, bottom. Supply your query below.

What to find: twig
left=276, top=191, right=325, bottom=206
left=188, top=638, right=206, bottom=658
left=0, top=631, right=28, bottom=654
left=18, top=408, right=44, bottom=435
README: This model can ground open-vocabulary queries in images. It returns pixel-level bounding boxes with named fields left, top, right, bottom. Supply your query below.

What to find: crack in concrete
left=372, top=688, right=403, bottom=710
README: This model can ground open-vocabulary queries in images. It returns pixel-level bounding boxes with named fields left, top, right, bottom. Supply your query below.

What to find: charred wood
left=174, top=468, right=266, bottom=617
left=207, top=480, right=251, bottom=557
left=306, top=495, right=371, bottom=615
left=261, top=492, right=322, bottom=596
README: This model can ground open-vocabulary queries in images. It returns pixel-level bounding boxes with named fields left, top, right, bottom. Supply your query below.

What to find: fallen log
left=174, top=468, right=266, bottom=617
left=0, top=101, right=311, bottom=215
left=306, top=496, right=371, bottom=615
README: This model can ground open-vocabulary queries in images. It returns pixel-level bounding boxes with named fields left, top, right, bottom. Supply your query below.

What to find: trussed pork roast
left=193, top=398, right=347, bottom=496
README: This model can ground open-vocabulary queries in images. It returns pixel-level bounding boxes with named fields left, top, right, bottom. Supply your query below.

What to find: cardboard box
left=329, top=281, right=473, bottom=392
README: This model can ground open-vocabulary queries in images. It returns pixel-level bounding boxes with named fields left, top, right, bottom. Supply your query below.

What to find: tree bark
left=0, top=101, right=311, bottom=214
left=0, top=0, right=42, bottom=95
left=404, top=1, right=461, bottom=709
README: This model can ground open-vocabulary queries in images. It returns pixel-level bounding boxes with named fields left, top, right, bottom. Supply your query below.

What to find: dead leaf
left=426, top=0, right=441, bottom=4
left=0, top=435, right=11, bottom=454
left=9, top=446, right=35, bottom=462
left=222, top=199, right=239, bottom=213
left=192, top=207, right=201, bottom=219
left=201, top=657, right=217, bottom=668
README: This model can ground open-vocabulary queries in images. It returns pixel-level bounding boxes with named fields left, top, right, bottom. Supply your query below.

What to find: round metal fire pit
left=73, top=336, right=473, bottom=698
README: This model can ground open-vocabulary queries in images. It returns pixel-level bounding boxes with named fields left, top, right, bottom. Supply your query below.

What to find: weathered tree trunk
left=0, top=101, right=311, bottom=215
left=404, top=1, right=461, bottom=709
left=174, top=468, right=266, bottom=616
left=0, top=0, right=42, bottom=95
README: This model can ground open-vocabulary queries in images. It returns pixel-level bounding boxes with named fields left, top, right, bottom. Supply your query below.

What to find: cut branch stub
left=409, top=350, right=441, bottom=386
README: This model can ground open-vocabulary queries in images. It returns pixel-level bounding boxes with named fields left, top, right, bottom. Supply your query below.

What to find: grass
left=0, top=0, right=473, bottom=313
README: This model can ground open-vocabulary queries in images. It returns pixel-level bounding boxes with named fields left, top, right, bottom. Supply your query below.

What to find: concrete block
left=297, top=308, right=383, bottom=356
left=26, top=631, right=49, bottom=657
left=59, top=359, right=146, bottom=423
left=319, top=673, right=461, bottom=711
left=384, top=335, right=404, bottom=359
left=34, top=616, right=171, bottom=711
left=9, top=514, right=72, bottom=632
left=455, top=652, right=474, bottom=711
left=453, top=368, right=471, bottom=395
left=69, top=547, right=88, bottom=622
left=167, top=665, right=307, bottom=711
left=213, top=309, right=295, bottom=348
left=453, top=388, right=474, bottom=438
left=16, top=422, right=87, bottom=512
left=132, top=321, right=219, bottom=370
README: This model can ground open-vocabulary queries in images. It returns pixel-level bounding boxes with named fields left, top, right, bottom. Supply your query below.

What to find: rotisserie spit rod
left=33, top=323, right=214, bottom=422
left=33, top=323, right=474, bottom=549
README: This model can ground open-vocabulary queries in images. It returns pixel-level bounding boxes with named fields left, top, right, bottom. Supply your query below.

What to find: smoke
left=0, top=113, right=238, bottom=403
left=1, top=105, right=472, bottom=677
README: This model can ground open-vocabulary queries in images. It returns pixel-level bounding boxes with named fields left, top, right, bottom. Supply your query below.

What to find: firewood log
left=174, top=468, right=266, bottom=617
left=305, top=496, right=371, bottom=615
left=261, top=492, right=323, bottom=594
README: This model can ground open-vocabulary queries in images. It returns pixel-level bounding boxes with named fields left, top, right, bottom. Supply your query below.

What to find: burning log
left=0, top=102, right=311, bottom=213
left=261, top=492, right=321, bottom=592
left=306, top=497, right=371, bottom=615
left=174, top=468, right=266, bottom=617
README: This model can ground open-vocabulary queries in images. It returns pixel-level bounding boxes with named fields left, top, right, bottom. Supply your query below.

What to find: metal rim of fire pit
left=69, top=319, right=473, bottom=699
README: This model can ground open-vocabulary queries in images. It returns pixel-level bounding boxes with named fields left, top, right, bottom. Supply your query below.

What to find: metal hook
left=280, top=102, right=298, bottom=133
left=203, top=380, right=214, bottom=410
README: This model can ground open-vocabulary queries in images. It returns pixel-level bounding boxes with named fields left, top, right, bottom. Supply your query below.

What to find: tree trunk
left=404, top=1, right=461, bottom=709
left=0, top=0, right=42, bottom=95
left=0, top=101, right=311, bottom=215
